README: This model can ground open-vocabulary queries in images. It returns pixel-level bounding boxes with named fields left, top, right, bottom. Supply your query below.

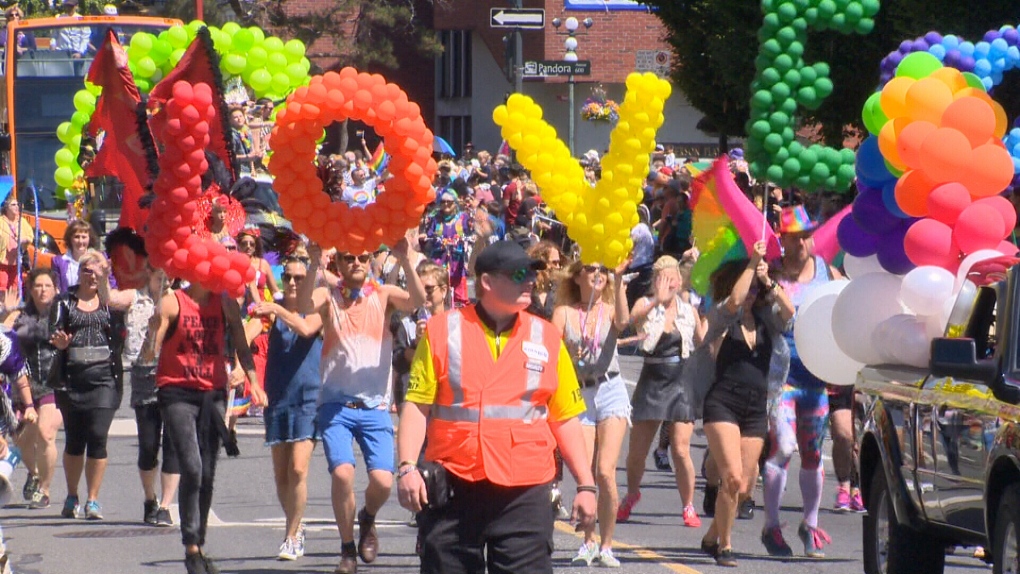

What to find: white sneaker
left=571, top=541, right=599, bottom=567
left=278, top=537, right=299, bottom=561
left=597, top=547, right=621, bottom=568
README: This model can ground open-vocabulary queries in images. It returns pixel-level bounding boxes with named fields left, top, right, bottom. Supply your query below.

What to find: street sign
left=490, top=8, right=546, bottom=29
left=522, top=60, right=592, bottom=77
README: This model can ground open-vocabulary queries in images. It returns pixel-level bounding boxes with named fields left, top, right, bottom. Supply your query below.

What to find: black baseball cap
left=475, top=241, right=546, bottom=275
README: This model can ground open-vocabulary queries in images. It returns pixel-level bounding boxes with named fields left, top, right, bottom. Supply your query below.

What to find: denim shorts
left=578, top=375, right=632, bottom=426
left=264, top=407, right=320, bottom=447
left=317, top=402, right=395, bottom=473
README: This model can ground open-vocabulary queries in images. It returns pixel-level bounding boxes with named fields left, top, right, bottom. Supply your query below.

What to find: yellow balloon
left=492, top=106, right=509, bottom=125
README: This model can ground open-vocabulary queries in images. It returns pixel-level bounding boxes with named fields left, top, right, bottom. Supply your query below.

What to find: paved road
left=0, top=356, right=992, bottom=573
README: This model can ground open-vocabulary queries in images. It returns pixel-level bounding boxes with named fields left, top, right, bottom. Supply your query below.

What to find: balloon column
left=745, top=0, right=878, bottom=192
left=144, top=81, right=255, bottom=298
left=492, top=72, right=671, bottom=267
left=268, top=68, right=436, bottom=254
left=54, top=22, right=310, bottom=197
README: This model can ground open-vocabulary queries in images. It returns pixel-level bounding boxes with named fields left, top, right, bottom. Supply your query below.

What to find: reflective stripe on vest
left=435, top=312, right=547, bottom=423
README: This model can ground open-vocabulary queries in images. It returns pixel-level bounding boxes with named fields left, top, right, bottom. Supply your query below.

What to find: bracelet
left=396, top=465, right=419, bottom=480
left=576, top=485, right=597, bottom=494
left=398, top=460, right=418, bottom=469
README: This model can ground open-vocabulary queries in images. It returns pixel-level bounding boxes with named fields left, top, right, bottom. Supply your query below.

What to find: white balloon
left=797, top=279, right=850, bottom=317
left=793, top=289, right=864, bottom=386
left=945, top=279, right=978, bottom=332
left=843, top=254, right=885, bottom=279
left=900, top=266, right=956, bottom=316
left=955, top=249, right=1003, bottom=292
left=878, top=314, right=932, bottom=368
left=832, top=272, right=904, bottom=365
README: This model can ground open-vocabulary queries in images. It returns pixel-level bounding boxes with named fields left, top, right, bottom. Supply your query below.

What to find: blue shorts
left=317, top=402, right=395, bottom=474
left=578, top=375, right=632, bottom=426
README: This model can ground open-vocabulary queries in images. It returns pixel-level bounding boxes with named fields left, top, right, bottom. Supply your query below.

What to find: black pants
left=419, top=478, right=554, bottom=574
left=159, top=387, right=224, bottom=548
left=135, top=403, right=180, bottom=474
left=57, top=394, right=116, bottom=459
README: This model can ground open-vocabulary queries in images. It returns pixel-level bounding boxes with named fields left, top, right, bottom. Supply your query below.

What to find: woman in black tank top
left=698, top=242, right=795, bottom=567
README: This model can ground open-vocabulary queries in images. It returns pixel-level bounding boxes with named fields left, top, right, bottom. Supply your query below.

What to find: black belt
left=341, top=400, right=371, bottom=410
left=581, top=372, right=619, bottom=389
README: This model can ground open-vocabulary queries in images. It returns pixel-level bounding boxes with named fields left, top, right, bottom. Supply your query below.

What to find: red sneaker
left=616, top=492, right=641, bottom=522
left=682, top=505, right=702, bottom=527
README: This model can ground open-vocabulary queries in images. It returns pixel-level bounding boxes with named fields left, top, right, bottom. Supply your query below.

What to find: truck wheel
left=993, top=484, right=1020, bottom=574
left=863, top=465, right=945, bottom=574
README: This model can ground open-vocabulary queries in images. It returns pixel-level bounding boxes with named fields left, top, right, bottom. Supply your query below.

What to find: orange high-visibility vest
left=424, top=305, right=562, bottom=486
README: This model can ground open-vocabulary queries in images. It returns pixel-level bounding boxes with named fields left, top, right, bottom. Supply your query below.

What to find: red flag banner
left=85, top=29, right=150, bottom=232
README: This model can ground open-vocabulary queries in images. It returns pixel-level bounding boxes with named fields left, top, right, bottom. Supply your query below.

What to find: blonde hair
left=556, top=260, right=614, bottom=307
left=416, top=261, right=449, bottom=288
left=77, top=248, right=108, bottom=270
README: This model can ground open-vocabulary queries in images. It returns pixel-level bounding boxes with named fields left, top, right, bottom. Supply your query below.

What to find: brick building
left=433, top=0, right=718, bottom=158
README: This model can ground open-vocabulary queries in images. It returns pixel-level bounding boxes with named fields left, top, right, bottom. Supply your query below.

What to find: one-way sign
left=490, top=7, right=545, bottom=29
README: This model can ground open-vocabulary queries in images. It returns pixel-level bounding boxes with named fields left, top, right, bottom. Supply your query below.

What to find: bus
left=1, top=15, right=181, bottom=252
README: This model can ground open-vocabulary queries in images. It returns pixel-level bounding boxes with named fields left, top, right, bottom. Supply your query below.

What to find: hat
left=62, top=0, right=78, bottom=6
left=103, top=3, right=117, bottom=14
left=655, top=144, right=665, bottom=152
left=779, top=205, right=818, bottom=234
left=439, top=189, right=458, bottom=202
left=583, top=149, right=600, bottom=163
left=728, top=148, right=745, bottom=160
left=475, top=241, right=546, bottom=275
left=659, top=166, right=674, bottom=177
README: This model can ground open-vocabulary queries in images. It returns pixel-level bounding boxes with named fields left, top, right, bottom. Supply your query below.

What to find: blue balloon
left=855, top=137, right=895, bottom=187
left=881, top=181, right=910, bottom=219
left=975, top=59, right=992, bottom=76
left=942, top=35, right=960, bottom=50
left=853, top=189, right=901, bottom=234
left=960, top=41, right=975, bottom=56
left=837, top=215, right=879, bottom=258
left=929, top=45, right=946, bottom=60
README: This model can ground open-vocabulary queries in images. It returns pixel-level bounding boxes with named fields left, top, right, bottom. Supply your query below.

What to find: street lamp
left=551, top=16, right=593, bottom=157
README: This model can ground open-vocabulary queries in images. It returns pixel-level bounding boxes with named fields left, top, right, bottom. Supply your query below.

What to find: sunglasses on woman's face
left=239, top=240, right=256, bottom=248
left=582, top=264, right=608, bottom=275
left=282, top=273, right=306, bottom=283
left=423, top=284, right=443, bottom=296
left=342, top=254, right=372, bottom=264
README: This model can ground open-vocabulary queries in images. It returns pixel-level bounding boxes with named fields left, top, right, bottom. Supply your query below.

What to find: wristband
left=398, top=461, right=418, bottom=469
left=396, top=465, right=418, bottom=479
left=576, top=485, right=597, bottom=494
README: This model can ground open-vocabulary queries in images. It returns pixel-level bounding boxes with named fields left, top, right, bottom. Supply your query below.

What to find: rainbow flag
left=688, top=157, right=781, bottom=294
left=370, top=143, right=389, bottom=174
left=230, top=394, right=251, bottom=417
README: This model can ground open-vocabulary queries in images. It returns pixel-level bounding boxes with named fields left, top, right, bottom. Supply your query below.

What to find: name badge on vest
left=525, top=361, right=545, bottom=373
left=522, top=341, right=550, bottom=363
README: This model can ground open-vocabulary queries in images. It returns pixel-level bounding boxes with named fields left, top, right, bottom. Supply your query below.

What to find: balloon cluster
left=492, top=72, right=671, bottom=267
left=144, top=81, right=256, bottom=298
left=745, top=0, right=878, bottom=192
left=54, top=22, right=308, bottom=194
left=269, top=68, right=436, bottom=253
left=879, top=28, right=1020, bottom=92
left=839, top=52, right=1016, bottom=277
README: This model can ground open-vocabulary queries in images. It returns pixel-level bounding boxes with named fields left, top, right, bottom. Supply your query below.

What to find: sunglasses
left=500, top=268, right=537, bottom=284
left=239, top=240, right=256, bottom=247
left=582, top=264, right=608, bottom=275
left=282, top=273, right=305, bottom=283
left=342, top=254, right=372, bottom=264
left=225, top=245, right=238, bottom=251
left=423, top=284, right=444, bottom=296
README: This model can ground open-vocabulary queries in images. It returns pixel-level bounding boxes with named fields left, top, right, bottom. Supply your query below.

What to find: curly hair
left=556, top=260, right=615, bottom=308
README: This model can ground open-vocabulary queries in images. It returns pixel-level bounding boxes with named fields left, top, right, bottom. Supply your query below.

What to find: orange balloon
left=992, top=101, right=1008, bottom=138
left=961, top=144, right=1014, bottom=198
left=928, top=67, right=968, bottom=94
left=905, top=78, right=954, bottom=124
left=896, top=120, right=937, bottom=170
left=880, top=77, right=915, bottom=119
left=878, top=117, right=909, bottom=170
left=941, top=96, right=995, bottom=147
left=920, top=127, right=973, bottom=184
left=894, top=169, right=937, bottom=217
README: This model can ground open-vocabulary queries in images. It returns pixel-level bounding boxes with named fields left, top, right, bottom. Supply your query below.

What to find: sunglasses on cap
left=499, top=268, right=538, bottom=284
left=342, top=254, right=372, bottom=264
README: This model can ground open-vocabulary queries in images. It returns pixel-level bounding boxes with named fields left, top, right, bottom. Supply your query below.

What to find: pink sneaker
left=833, top=486, right=851, bottom=512
left=850, top=488, right=866, bottom=513
left=682, top=505, right=702, bottom=527
left=616, top=492, right=641, bottom=522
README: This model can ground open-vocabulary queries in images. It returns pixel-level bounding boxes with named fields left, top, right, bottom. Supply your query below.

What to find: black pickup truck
left=856, top=265, right=1020, bottom=574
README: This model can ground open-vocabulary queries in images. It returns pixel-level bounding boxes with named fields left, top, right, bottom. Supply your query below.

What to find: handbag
left=44, top=298, right=70, bottom=391
left=418, top=461, right=453, bottom=510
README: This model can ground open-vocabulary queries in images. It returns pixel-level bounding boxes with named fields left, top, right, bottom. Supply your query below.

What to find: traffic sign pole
left=513, top=1, right=523, bottom=96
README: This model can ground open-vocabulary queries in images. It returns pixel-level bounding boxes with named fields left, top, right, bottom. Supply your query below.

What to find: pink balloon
left=811, top=205, right=849, bottom=264
left=926, top=183, right=971, bottom=225
left=973, top=195, right=1017, bottom=234
left=904, top=218, right=959, bottom=269
left=954, top=203, right=1006, bottom=254
left=709, top=158, right=782, bottom=260
left=998, top=240, right=1019, bottom=256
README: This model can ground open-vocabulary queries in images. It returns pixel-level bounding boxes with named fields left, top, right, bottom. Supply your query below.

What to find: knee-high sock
left=800, top=466, right=824, bottom=528
left=763, top=461, right=787, bottom=528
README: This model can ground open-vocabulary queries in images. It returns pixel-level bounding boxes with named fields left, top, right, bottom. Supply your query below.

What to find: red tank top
left=156, top=290, right=228, bottom=391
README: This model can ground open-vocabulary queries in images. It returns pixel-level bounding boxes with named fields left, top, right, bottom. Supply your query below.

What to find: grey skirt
left=631, top=356, right=695, bottom=422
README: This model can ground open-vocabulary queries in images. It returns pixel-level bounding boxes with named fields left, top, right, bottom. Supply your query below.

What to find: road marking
left=201, top=507, right=408, bottom=531
left=553, top=521, right=703, bottom=574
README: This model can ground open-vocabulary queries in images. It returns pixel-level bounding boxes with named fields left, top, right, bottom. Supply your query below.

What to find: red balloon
left=171, top=81, right=194, bottom=104
left=193, top=261, right=211, bottom=283
left=927, top=183, right=972, bottom=225
left=974, top=195, right=1017, bottom=234
left=904, top=218, right=959, bottom=269
left=954, top=203, right=1006, bottom=254
left=998, top=240, right=1019, bottom=256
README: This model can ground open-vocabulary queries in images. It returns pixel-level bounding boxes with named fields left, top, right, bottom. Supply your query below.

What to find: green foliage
left=643, top=0, right=1020, bottom=149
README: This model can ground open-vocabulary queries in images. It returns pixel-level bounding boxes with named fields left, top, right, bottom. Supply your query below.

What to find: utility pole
left=513, top=0, right=523, bottom=95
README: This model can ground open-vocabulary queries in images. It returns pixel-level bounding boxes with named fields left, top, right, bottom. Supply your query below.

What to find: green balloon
left=167, top=26, right=189, bottom=49
left=854, top=17, right=875, bottom=34
left=800, top=65, right=818, bottom=85
left=187, top=20, right=204, bottom=38
left=150, top=40, right=172, bottom=63
left=55, top=148, right=74, bottom=167
left=755, top=54, right=772, bottom=71
left=761, top=67, right=781, bottom=87
left=795, top=175, right=812, bottom=189
left=777, top=2, right=797, bottom=23
left=836, top=163, right=856, bottom=183
left=860, top=0, right=879, bottom=16
left=222, top=22, right=241, bottom=36
left=839, top=148, right=856, bottom=165
left=787, top=40, right=804, bottom=59
left=271, top=72, right=290, bottom=94
left=779, top=98, right=797, bottom=115
left=766, top=164, right=785, bottom=183
left=70, top=111, right=90, bottom=129
left=247, top=46, right=268, bottom=69
left=776, top=26, right=798, bottom=47
left=54, top=167, right=74, bottom=189
left=73, top=90, right=96, bottom=112
left=137, top=56, right=156, bottom=78
left=783, top=69, right=801, bottom=86
left=56, top=122, right=72, bottom=144
left=136, top=78, right=151, bottom=94
left=285, top=62, right=305, bottom=84
left=224, top=54, right=246, bottom=76
left=788, top=141, right=804, bottom=156
left=762, top=13, right=781, bottom=32
left=233, top=29, right=254, bottom=52
left=130, top=32, right=153, bottom=56
left=782, top=158, right=801, bottom=178
left=284, top=39, right=305, bottom=62
left=751, top=120, right=772, bottom=139
left=812, top=62, right=830, bottom=77
left=250, top=69, right=272, bottom=93
left=770, top=82, right=792, bottom=101
left=268, top=52, right=288, bottom=71
left=831, top=13, right=846, bottom=30
left=774, top=54, right=794, bottom=73
left=762, top=38, right=783, bottom=57
left=300, top=57, right=311, bottom=72
left=810, top=162, right=830, bottom=183
left=752, top=89, right=773, bottom=109
left=814, top=77, right=833, bottom=98
left=845, top=2, right=863, bottom=21
left=263, top=37, right=284, bottom=53
left=774, top=146, right=790, bottom=164
left=803, top=7, right=818, bottom=25
left=791, top=17, right=808, bottom=33
left=764, top=133, right=784, bottom=153
left=962, top=72, right=985, bottom=90
left=170, top=48, right=186, bottom=66
left=817, top=0, right=836, bottom=20
left=799, top=148, right=818, bottom=168
left=798, top=86, right=818, bottom=108
left=769, top=111, right=790, bottom=131
left=861, top=91, right=887, bottom=134
left=896, top=52, right=941, bottom=79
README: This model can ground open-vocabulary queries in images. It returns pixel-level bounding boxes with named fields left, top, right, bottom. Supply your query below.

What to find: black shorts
left=827, top=384, right=854, bottom=413
left=701, top=381, right=768, bottom=439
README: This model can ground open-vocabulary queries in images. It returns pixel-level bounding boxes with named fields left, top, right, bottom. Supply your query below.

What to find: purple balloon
left=838, top=215, right=880, bottom=257
left=985, top=30, right=1002, bottom=42
left=960, top=55, right=976, bottom=71
left=911, top=39, right=929, bottom=52
left=1004, top=28, right=1020, bottom=45
left=944, top=50, right=961, bottom=66
left=876, top=233, right=913, bottom=275
left=899, top=40, right=913, bottom=53
left=925, top=32, right=944, bottom=45
left=853, top=189, right=901, bottom=235
left=888, top=52, right=904, bottom=66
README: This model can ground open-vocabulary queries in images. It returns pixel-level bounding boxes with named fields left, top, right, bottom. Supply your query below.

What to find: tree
left=644, top=0, right=1020, bottom=150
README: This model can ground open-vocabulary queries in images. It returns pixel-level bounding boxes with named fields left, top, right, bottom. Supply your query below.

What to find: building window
left=439, top=30, right=472, bottom=99
left=438, top=115, right=472, bottom=157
